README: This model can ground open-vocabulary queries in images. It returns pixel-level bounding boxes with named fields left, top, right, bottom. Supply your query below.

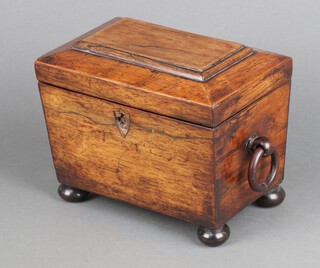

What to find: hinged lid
left=72, top=18, right=253, bottom=82
left=35, top=17, right=292, bottom=128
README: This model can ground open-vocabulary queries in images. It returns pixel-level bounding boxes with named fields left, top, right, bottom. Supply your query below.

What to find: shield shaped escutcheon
left=113, top=109, right=130, bottom=138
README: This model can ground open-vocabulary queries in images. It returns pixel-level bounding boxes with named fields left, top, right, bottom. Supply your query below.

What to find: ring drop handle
left=246, top=134, right=279, bottom=192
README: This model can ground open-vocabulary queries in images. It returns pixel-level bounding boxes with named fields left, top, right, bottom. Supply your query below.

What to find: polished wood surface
left=73, top=17, right=253, bottom=82
left=197, top=224, right=230, bottom=247
left=39, top=80, right=291, bottom=229
left=214, top=83, right=290, bottom=227
left=58, top=184, right=89, bottom=202
left=40, top=82, right=216, bottom=227
left=36, top=18, right=293, bottom=236
left=207, top=53, right=292, bottom=125
left=254, top=186, right=286, bottom=207
left=35, top=49, right=291, bottom=127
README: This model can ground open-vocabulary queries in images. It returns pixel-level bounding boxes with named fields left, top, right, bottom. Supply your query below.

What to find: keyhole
left=118, top=113, right=127, bottom=128
left=113, top=109, right=130, bottom=138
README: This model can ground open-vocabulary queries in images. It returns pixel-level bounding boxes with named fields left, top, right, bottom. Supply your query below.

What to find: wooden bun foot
left=197, top=224, right=230, bottom=247
left=58, top=184, right=89, bottom=202
left=255, top=185, right=286, bottom=208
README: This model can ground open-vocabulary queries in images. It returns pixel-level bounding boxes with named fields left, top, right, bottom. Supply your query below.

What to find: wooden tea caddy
left=35, top=17, right=292, bottom=246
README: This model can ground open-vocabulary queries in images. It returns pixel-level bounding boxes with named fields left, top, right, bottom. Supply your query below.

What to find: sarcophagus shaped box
left=35, top=17, right=292, bottom=246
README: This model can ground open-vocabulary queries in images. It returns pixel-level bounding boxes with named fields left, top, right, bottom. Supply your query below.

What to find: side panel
left=214, top=82, right=291, bottom=227
left=39, top=83, right=215, bottom=227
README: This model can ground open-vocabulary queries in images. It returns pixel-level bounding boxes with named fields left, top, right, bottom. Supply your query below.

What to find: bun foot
left=255, top=185, right=286, bottom=208
left=197, top=224, right=230, bottom=247
left=58, top=184, right=89, bottom=202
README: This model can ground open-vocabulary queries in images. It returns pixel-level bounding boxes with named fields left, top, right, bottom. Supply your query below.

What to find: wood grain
left=35, top=49, right=291, bottom=127
left=206, top=53, right=292, bottom=125
left=36, top=18, right=293, bottom=230
left=39, top=82, right=216, bottom=227
left=214, top=83, right=291, bottom=227
left=215, top=129, right=287, bottom=227
left=35, top=17, right=292, bottom=127
left=73, top=18, right=253, bottom=81
left=35, top=50, right=212, bottom=127
left=214, top=83, right=291, bottom=162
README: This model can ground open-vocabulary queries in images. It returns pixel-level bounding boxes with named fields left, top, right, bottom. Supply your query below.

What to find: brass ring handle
left=246, top=134, right=279, bottom=192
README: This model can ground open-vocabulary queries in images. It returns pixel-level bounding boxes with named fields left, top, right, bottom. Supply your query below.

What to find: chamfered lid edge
left=71, top=17, right=253, bottom=82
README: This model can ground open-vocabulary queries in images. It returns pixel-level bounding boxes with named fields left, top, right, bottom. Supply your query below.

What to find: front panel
left=40, top=83, right=216, bottom=227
